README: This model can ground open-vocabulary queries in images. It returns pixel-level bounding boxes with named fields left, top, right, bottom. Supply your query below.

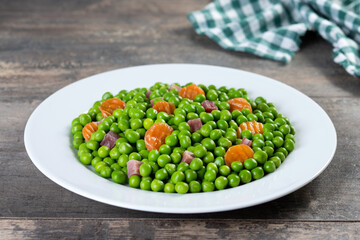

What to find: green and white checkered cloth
left=188, top=0, right=360, bottom=76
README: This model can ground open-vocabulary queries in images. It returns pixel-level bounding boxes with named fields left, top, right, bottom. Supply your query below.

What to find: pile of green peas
left=70, top=82, right=295, bottom=194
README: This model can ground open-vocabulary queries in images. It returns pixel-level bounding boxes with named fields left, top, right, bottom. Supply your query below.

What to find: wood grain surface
left=0, top=0, right=359, bottom=238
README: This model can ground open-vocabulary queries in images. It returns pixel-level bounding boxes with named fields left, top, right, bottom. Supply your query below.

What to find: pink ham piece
left=127, top=160, right=143, bottom=178
left=150, top=97, right=164, bottom=106
left=201, top=100, right=218, bottom=113
left=181, top=150, right=195, bottom=164
left=146, top=90, right=152, bottom=99
left=240, top=137, right=252, bottom=147
left=100, top=131, right=120, bottom=149
left=187, top=118, right=203, bottom=133
left=169, top=84, right=181, bottom=92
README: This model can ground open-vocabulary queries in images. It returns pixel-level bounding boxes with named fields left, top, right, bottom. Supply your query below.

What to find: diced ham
left=146, top=90, right=152, bottom=99
left=150, top=97, right=164, bottom=106
left=181, top=150, right=195, bottom=164
left=201, top=100, right=218, bottom=113
left=187, top=118, right=203, bottom=133
left=169, top=84, right=181, bottom=92
left=240, top=137, right=252, bottom=147
left=127, top=160, right=143, bottom=178
left=100, top=130, right=120, bottom=149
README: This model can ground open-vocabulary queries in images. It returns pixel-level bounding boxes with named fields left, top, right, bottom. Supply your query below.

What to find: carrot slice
left=224, top=144, right=254, bottom=166
left=237, top=121, right=263, bottom=138
left=144, top=123, right=173, bottom=151
left=99, top=98, right=126, bottom=118
left=153, top=101, right=175, bottom=115
left=82, top=122, right=98, bottom=142
left=228, top=98, right=252, bottom=113
left=179, top=84, right=205, bottom=100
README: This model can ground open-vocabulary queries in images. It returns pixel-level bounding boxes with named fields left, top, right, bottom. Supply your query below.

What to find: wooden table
left=1, top=1, right=359, bottom=239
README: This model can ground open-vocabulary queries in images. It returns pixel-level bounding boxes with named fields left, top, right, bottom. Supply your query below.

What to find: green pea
left=155, top=168, right=168, bottom=180
left=272, top=136, right=284, bottom=148
left=224, top=131, right=237, bottom=143
left=277, top=147, right=289, bottom=157
left=241, top=130, right=253, bottom=140
left=210, top=129, right=222, bottom=141
left=151, top=179, right=164, bottom=192
left=193, top=144, right=207, bottom=158
left=159, top=144, right=171, bottom=155
left=197, top=166, right=206, bottom=179
left=86, top=140, right=99, bottom=151
left=231, top=161, right=243, bottom=172
left=110, top=163, right=121, bottom=171
left=202, top=181, right=215, bottom=192
left=109, top=147, right=121, bottom=160
left=214, top=146, right=226, bottom=157
left=140, top=179, right=152, bottom=191
left=178, top=122, right=190, bottom=132
left=214, top=157, right=225, bottom=167
left=164, top=163, right=177, bottom=176
left=216, top=120, right=228, bottom=131
left=236, top=115, right=248, bottom=125
left=227, top=174, right=240, bottom=187
left=157, top=154, right=172, bottom=167
left=207, top=89, right=218, bottom=101
left=203, top=152, right=215, bottom=164
left=190, top=158, right=203, bottom=171
left=265, top=140, right=274, bottom=148
left=128, top=175, right=141, bottom=188
left=200, top=124, right=212, bottom=137
left=274, top=151, right=286, bottom=162
left=263, top=132, right=274, bottom=141
left=269, top=156, right=281, bottom=168
left=117, top=154, right=128, bottom=167
left=91, top=157, right=102, bottom=167
left=239, top=169, right=252, bottom=183
left=263, top=146, right=274, bottom=157
left=211, top=110, right=221, bottom=121
left=263, top=161, right=276, bottom=173
left=98, top=121, right=110, bottom=132
left=207, top=121, right=217, bottom=130
left=244, top=158, right=258, bottom=170
left=165, top=135, right=178, bottom=147
left=284, top=139, right=295, bottom=152
left=99, top=165, right=112, bottom=178
left=185, top=169, right=197, bottom=183
left=71, top=123, right=83, bottom=135
left=253, top=150, right=268, bottom=164
left=149, top=162, right=159, bottom=174
left=170, top=152, right=182, bottom=164
left=189, top=181, right=201, bottom=193
left=206, top=162, right=218, bottom=173
left=218, top=137, right=232, bottom=148
left=79, top=113, right=92, bottom=126
left=125, top=130, right=140, bottom=143
left=201, top=138, right=216, bottom=151
left=177, top=162, right=190, bottom=172
left=218, top=165, right=230, bottom=176
left=146, top=108, right=158, bottom=119
left=241, top=108, right=251, bottom=116
left=111, top=170, right=126, bottom=184
left=175, top=182, right=189, bottom=194
left=148, top=150, right=160, bottom=162
left=215, top=176, right=228, bottom=190
left=98, top=146, right=110, bottom=158
left=179, top=135, right=191, bottom=149
left=191, top=131, right=203, bottom=143
left=171, top=171, right=185, bottom=184
left=79, top=152, right=92, bottom=165
left=200, top=112, right=214, bottom=123
left=118, top=142, right=133, bottom=154
left=103, top=157, right=114, bottom=166
left=263, top=123, right=275, bottom=132
left=251, top=167, right=264, bottom=180
left=139, top=163, right=152, bottom=177
left=219, top=93, right=229, bottom=102
left=164, top=183, right=175, bottom=193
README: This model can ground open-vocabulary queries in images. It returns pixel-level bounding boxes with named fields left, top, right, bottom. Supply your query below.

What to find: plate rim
left=24, top=63, right=337, bottom=214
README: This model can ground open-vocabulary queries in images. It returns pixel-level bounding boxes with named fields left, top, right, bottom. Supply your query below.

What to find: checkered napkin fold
left=188, top=0, right=360, bottom=76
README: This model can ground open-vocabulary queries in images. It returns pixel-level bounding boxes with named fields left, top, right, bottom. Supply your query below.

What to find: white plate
left=24, top=64, right=337, bottom=214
